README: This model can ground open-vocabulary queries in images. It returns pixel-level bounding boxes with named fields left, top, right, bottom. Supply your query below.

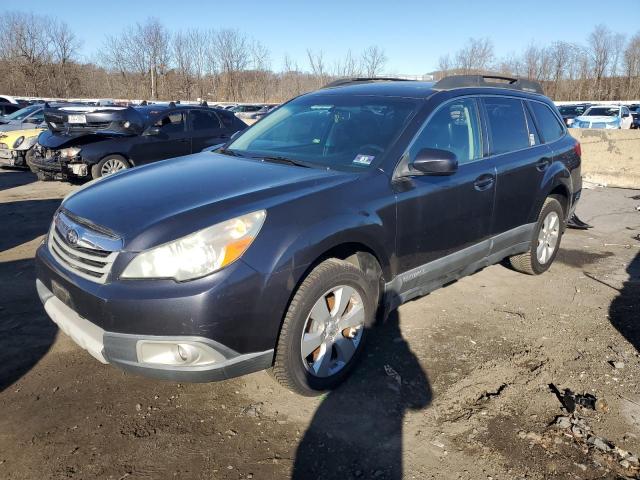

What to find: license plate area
left=67, top=114, right=86, bottom=124
left=51, top=279, right=71, bottom=307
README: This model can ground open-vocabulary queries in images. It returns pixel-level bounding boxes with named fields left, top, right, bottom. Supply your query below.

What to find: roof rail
left=322, top=77, right=415, bottom=89
left=433, top=75, right=544, bottom=95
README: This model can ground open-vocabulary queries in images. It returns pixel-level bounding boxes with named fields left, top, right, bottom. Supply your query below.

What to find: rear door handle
left=177, top=138, right=190, bottom=143
left=474, top=174, right=495, bottom=191
left=536, top=157, right=552, bottom=171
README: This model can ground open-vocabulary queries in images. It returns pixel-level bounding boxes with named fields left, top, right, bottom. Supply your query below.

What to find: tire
left=91, top=155, right=129, bottom=179
left=271, top=259, right=376, bottom=396
left=508, top=197, right=564, bottom=275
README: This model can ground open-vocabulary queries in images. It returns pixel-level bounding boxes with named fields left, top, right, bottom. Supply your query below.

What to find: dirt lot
left=0, top=169, right=639, bottom=480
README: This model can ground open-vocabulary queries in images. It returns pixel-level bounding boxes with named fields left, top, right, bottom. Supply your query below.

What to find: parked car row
left=559, top=103, right=635, bottom=129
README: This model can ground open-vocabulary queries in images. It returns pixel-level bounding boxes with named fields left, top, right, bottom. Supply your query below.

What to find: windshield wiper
left=258, top=155, right=312, bottom=168
left=218, top=148, right=245, bottom=157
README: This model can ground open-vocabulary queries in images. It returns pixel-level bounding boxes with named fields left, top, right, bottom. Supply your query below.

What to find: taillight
left=574, top=142, right=581, bottom=157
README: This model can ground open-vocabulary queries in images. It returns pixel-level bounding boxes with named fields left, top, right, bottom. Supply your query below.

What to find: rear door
left=131, top=111, right=191, bottom=165
left=188, top=109, right=231, bottom=152
left=483, top=96, right=550, bottom=237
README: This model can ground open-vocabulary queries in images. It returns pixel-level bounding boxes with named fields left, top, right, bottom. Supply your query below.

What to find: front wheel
left=91, top=155, right=130, bottom=179
left=271, top=259, right=376, bottom=396
left=509, top=197, right=564, bottom=275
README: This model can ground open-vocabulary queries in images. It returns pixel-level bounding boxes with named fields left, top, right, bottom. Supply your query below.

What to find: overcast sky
left=7, top=0, right=640, bottom=75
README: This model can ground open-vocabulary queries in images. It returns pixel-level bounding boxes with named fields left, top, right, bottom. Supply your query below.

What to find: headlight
left=605, top=120, right=620, bottom=129
left=566, top=119, right=575, bottom=126
left=121, top=210, right=267, bottom=281
left=12, top=136, right=24, bottom=148
left=59, top=147, right=81, bottom=158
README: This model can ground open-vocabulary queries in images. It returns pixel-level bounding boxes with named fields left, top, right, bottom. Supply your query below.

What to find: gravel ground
left=0, top=169, right=639, bottom=480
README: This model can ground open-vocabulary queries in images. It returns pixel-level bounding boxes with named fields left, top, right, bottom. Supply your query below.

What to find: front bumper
left=0, top=148, right=26, bottom=166
left=28, top=151, right=88, bottom=178
left=36, top=278, right=274, bottom=382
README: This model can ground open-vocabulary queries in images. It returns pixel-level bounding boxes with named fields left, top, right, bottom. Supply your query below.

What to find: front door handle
left=536, top=157, right=552, bottom=171
left=474, top=174, right=495, bottom=191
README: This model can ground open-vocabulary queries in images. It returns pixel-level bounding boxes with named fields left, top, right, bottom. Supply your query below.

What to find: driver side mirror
left=24, top=117, right=40, bottom=124
left=412, top=148, right=458, bottom=175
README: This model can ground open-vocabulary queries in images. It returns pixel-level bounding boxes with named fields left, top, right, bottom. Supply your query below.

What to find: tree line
left=0, top=11, right=638, bottom=102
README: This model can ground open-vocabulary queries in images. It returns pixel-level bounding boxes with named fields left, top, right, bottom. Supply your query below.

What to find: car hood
left=575, top=115, right=618, bottom=123
left=0, top=128, right=44, bottom=145
left=38, top=130, right=126, bottom=149
left=62, top=152, right=357, bottom=250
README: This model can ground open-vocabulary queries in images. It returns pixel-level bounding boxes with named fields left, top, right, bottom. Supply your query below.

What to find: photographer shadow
left=292, top=310, right=432, bottom=480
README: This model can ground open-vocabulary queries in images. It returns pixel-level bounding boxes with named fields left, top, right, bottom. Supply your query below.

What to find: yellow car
left=0, top=127, right=45, bottom=168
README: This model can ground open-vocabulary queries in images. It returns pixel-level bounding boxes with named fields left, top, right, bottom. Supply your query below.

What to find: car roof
left=318, top=81, right=437, bottom=98
left=315, top=75, right=546, bottom=100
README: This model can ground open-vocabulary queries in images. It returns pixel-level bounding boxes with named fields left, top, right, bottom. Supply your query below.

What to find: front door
left=394, top=97, right=495, bottom=292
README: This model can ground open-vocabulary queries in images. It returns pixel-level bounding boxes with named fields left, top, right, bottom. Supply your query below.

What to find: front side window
left=154, top=112, right=185, bottom=133
left=529, top=101, right=564, bottom=143
left=484, top=97, right=529, bottom=155
left=227, top=95, right=419, bottom=172
left=409, top=97, right=482, bottom=165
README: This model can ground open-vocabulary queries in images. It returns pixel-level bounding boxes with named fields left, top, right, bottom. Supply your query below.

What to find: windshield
left=584, top=107, right=619, bottom=117
left=3, top=104, right=40, bottom=121
left=559, top=105, right=587, bottom=116
left=226, top=95, right=419, bottom=171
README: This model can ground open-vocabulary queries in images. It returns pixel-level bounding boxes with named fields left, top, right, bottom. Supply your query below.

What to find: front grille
left=591, top=122, right=606, bottom=129
left=47, top=212, right=121, bottom=284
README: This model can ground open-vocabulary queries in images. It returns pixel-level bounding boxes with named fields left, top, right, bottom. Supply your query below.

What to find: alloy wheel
left=300, top=285, right=365, bottom=378
left=537, top=211, right=560, bottom=264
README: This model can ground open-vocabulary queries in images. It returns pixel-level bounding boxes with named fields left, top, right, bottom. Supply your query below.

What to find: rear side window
left=190, top=110, right=222, bottom=131
left=483, top=98, right=529, bottom=155
left=409, top=98, right=482, bottom=165
left=529, top=102, right=564, bottom=143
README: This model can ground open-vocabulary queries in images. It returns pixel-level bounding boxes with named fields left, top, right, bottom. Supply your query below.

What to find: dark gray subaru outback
left=35, top=75, right=581, bottom=396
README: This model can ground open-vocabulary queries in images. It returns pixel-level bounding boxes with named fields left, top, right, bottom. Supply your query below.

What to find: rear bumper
left=36, top=278, right=274, bottom=382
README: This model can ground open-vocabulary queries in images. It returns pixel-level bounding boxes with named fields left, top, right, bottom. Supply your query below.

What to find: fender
left=529, top=160, right=573, bottom=223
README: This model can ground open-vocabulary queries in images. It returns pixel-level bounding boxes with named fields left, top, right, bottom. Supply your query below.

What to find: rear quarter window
left=483, top=97, right=529, bottom=155
left=529, top=102, right=564, bottom=143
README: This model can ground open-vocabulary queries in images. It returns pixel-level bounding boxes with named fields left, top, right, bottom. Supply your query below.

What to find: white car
left=571, top=105, right=633, bottom=129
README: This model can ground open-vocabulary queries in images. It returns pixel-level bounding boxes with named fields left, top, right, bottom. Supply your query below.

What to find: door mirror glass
left=412, top=148, right=458, bottom=175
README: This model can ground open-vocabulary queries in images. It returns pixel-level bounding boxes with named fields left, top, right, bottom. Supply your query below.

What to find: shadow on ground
left=0, top=258, right=58, bottom=392
left=292, top=311, right=432, bottom=480
left=609, top=251, right=640, bottom=353
left=0, top=199, right=61, bottom=252
left=0, top=169, right=37, bottom=192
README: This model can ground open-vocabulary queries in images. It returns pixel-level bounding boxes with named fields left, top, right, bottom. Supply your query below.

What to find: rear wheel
left=91, top=155, right=129, bottom=179
left=271, top=259, right=375, bottom=396
left=509, top=197, right=564, bottom=275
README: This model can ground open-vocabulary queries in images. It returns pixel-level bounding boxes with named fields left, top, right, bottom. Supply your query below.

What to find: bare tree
left=587, top=24, right=615, bottom=99
left=213, top=29, right=250, bottom=100
left=361, top=45, right=387, bottom=77
left=307, top=49, right=327, bottom=87
left=454, top=38, right=494, bottom=74
left=623, top=32, right=640, bottom=99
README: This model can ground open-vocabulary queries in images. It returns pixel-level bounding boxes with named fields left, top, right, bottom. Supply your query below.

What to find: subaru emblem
left=66, top=229, right=79, bottom=245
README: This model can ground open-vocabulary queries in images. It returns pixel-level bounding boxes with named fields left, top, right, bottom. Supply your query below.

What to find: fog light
left=137, top=340, right=226, bottom=367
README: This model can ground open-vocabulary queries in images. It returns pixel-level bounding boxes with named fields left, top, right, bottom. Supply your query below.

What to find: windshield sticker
left=353, top=154, right=375, bottom=166
left=311, top=105, right=333, bottom=110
